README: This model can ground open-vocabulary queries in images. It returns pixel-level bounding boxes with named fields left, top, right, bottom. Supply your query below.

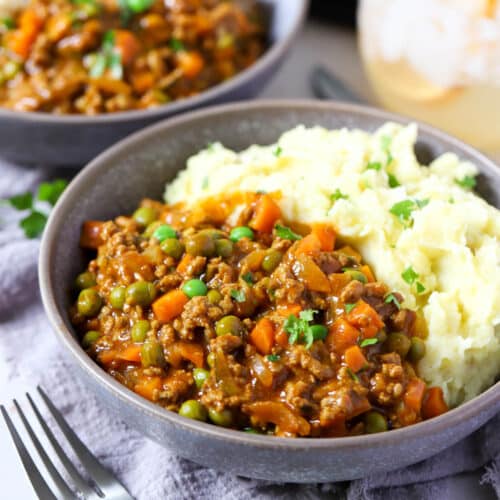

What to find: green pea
left=215, top=315, right=244, bottom=337
left=142, top=221, right=162, bottom=238
left=141, top=339, right=165, bottom=367
left=208, top=408, right=233, bottom=427
left=161, top=238, right=184, bottom=259
left=215, top=239, right=234, bottom=258
left=131, top=320, right=150, bottom=343
left=185, top=232, right=216, bottom=257
left=207, top=289, right=222, bottom=305
left=229, top=226, right=254, bottom=242
left=109, top=286, right=126, bottom=309
left=193, top=368, right=210, bottom=389
left=408, top=337, right=426, bottom=363
left=386, top=332, right=411, bottom=359
left=198, top=229, right=225, bottom=240
left=262, top=250, right=283, bottom=273
left=82, top=330, right=100, bottom=348
left=310, top=324, right=328, bottom=341
left=207, top=351, right=216, bottom=368
left=126, top=281, right=157, bottom=307
left=133, top=207, right=157, bottom=227
left=182, top=279, right=208, bottom=299
left=364, top=411, right=388, bottom=433
left=343, top=268, right=368, bottom=283
left=153, top=224, right=177, bottom=242
left=77, top=289, right=102, bottom=317
left=178, top=400, right=207, bottom=421
left=75, top=271, right=96, bottom=290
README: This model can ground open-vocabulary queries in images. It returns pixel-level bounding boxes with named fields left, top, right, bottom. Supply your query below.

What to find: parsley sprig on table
left=4, top=179, right=68, bottom=238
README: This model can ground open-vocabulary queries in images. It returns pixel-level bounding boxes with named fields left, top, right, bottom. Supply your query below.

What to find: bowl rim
left=0, top=0, right=309, bottom=125
left=39, top=99, right=500, bottom=451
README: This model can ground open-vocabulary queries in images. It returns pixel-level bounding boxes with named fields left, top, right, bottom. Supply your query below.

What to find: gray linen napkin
left=0, top=162, right=499, bottom=500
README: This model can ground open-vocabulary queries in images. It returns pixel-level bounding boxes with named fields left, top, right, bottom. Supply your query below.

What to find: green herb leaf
left=267, top=354, right=280, bottom=362
left=360, top=338, right=379, bottom=347
left=299, top=309, right=316, bottom=322
left=381, top=135, right=393, bottom=164
left=449, top=197, right=455, bottom=204
left=384, top=293, right=401, bottom=309
left=273, top=146, right=283, bottom=157
left=241, top=272, right=254, bottom=285
left=230, top=289, right=246, bottom=303
left=387, top=173, right=400, bottom=188
left=402, top=266, right=419, bottom=285
left=390, top=200, right=417, bottom=223
left=169, top=38, right=185, bottom=52
left=345, top=303, right=357, bottom=314
left=108, top=52, right=123, bottom=80
left=89, top=53, right=107, bottom=78
left=366, top=162, right=382, bottom=171
left=37, top=179, right=68, bottom=206
left=8, top=192, right=33, bottom=210
left=346, top=367, right=360, bottom=383
left=455, top=175, right=477, bottom=190
left=0, top=17, right=15, bottom=30
left=275, top=224, right=302, bottom=241
left=283, top=310, right=318, bottom=348
left=20, top=211, right=47, bottom=239
left=330, top=189, right=349, bottom=202
left=125, top=0, right=154, bottom=14
left=415, top=198, right=430, bottom=209
left=416, top=281, right=426, bottom=294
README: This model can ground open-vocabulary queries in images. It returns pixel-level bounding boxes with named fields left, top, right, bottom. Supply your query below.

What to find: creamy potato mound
left=165, top=124, right=500, bottom=406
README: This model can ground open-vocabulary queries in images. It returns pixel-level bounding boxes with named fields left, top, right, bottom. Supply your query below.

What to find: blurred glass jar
left=358, top=0, right=500, bottom=154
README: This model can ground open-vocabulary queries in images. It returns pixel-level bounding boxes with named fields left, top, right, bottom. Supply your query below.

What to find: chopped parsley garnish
left=241, top=272, right=254, bottom=285
left=381, top=135, right=393, bottom=165
left=402, top=267, right=426, bottom=294
left=0, top=17, right=15, bottom=30
left=449, top=197, right=455, bottom=204
left=4, top=179, right=67, bottom=239
left=267, top=354, right=280, bottom=362
left=455, top=175, right=477, bottom=190
left=169, top=38, right=185, bottom=52
left=275, top=224, right=302, bottom=241
left=390, top=199, right=428, bottom=226
left=345, top=303, right=357, bottom=314
left=230, top=289, right=246, bottom=303
left=206, top=142, right=215, bottom=152
left=273, top=146, right=283, bottom=157
left=384, top=293, right=401, bottom=310
left=330, top=189, right=349, bottom=202
left=117, top=0, right=153, bottom=24
left=360, top=338, right=379, bottom=348
left=201, top=176, right=209, bottom=189
left=366, top=162, right=382, bottom=171
left=387, top=173, right=400, bottom=188
left=346, top=367, right=360, bottom=382
left=284, top=309, right=318, bottom=349
left=89, top=31, right=123, bottom=79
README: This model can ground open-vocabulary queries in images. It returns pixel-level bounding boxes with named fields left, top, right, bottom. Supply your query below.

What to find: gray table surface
left=1, top=19, right=497, bottom=500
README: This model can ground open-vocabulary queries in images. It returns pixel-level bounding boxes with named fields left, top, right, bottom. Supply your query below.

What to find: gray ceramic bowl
left=0, top=0, right=308, bottom=167
left=39, top=100, right=500, bottom=483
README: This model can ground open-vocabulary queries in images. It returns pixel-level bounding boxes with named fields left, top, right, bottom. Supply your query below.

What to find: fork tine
left=1, top=405, right=58, bottom=500
left=13, top=399, right=76, bottom=500
left=36, top=387, right=133, bottom=500
left=26, top=393, right=101, bottom=500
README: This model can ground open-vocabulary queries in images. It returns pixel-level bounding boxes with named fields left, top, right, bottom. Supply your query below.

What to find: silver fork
left=1, top=386, right=133, bottom=500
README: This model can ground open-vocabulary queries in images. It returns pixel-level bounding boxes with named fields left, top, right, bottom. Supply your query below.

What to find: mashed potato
left=165, top=123, right=500, bottom=406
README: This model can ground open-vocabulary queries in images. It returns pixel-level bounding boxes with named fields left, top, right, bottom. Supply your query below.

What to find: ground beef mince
left=0, top=0, right=265, bottom=114
left=70, top=192, right=449, bottom=437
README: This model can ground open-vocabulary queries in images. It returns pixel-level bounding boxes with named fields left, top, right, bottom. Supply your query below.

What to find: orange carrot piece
left=326, top=318, right=361, bottom=353
left=134, top=376, right=162, bottom=401
left=177, top=50, right=204, bottom=78
left=276, top=304, right=302, bottom=317
left=312, top=223, right=336, bottom=252
left=337, top=245, right=362, bottom=262
left=175, top=342, right=204, bottom=368
left=404, top=378, right=427, bottom=413
left=117, top=345, right=142, bottom=363
left=295, top=233, right=322, bottom=256
left=249, top=318, right=275, bottom=355
left=346, top=300, right=384, bottom=339
left=80, top=221, right=105, bottom=249
left=7, top=9, right=43, bottom=59
left=360, top=265, right=376, bottom=283
left=131, top=71, right=155, bottom=93
left=295, top=254, right=331, bottom=293
left=249, top=194, right=282, bottom=233
left=114, top=29, right=141, bottom=65
left=152, top=289, right=189, bottom=323
left=275, top=328, right=289, bottom=347
left=344, top=345, right=368, bottom=373
left=422, top=387, right=449, bottom=419
left=177, top=254, right=194, bottom=275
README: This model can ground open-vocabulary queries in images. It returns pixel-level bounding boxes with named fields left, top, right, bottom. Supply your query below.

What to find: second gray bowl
left=39, top=100, right=500, bottom=483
